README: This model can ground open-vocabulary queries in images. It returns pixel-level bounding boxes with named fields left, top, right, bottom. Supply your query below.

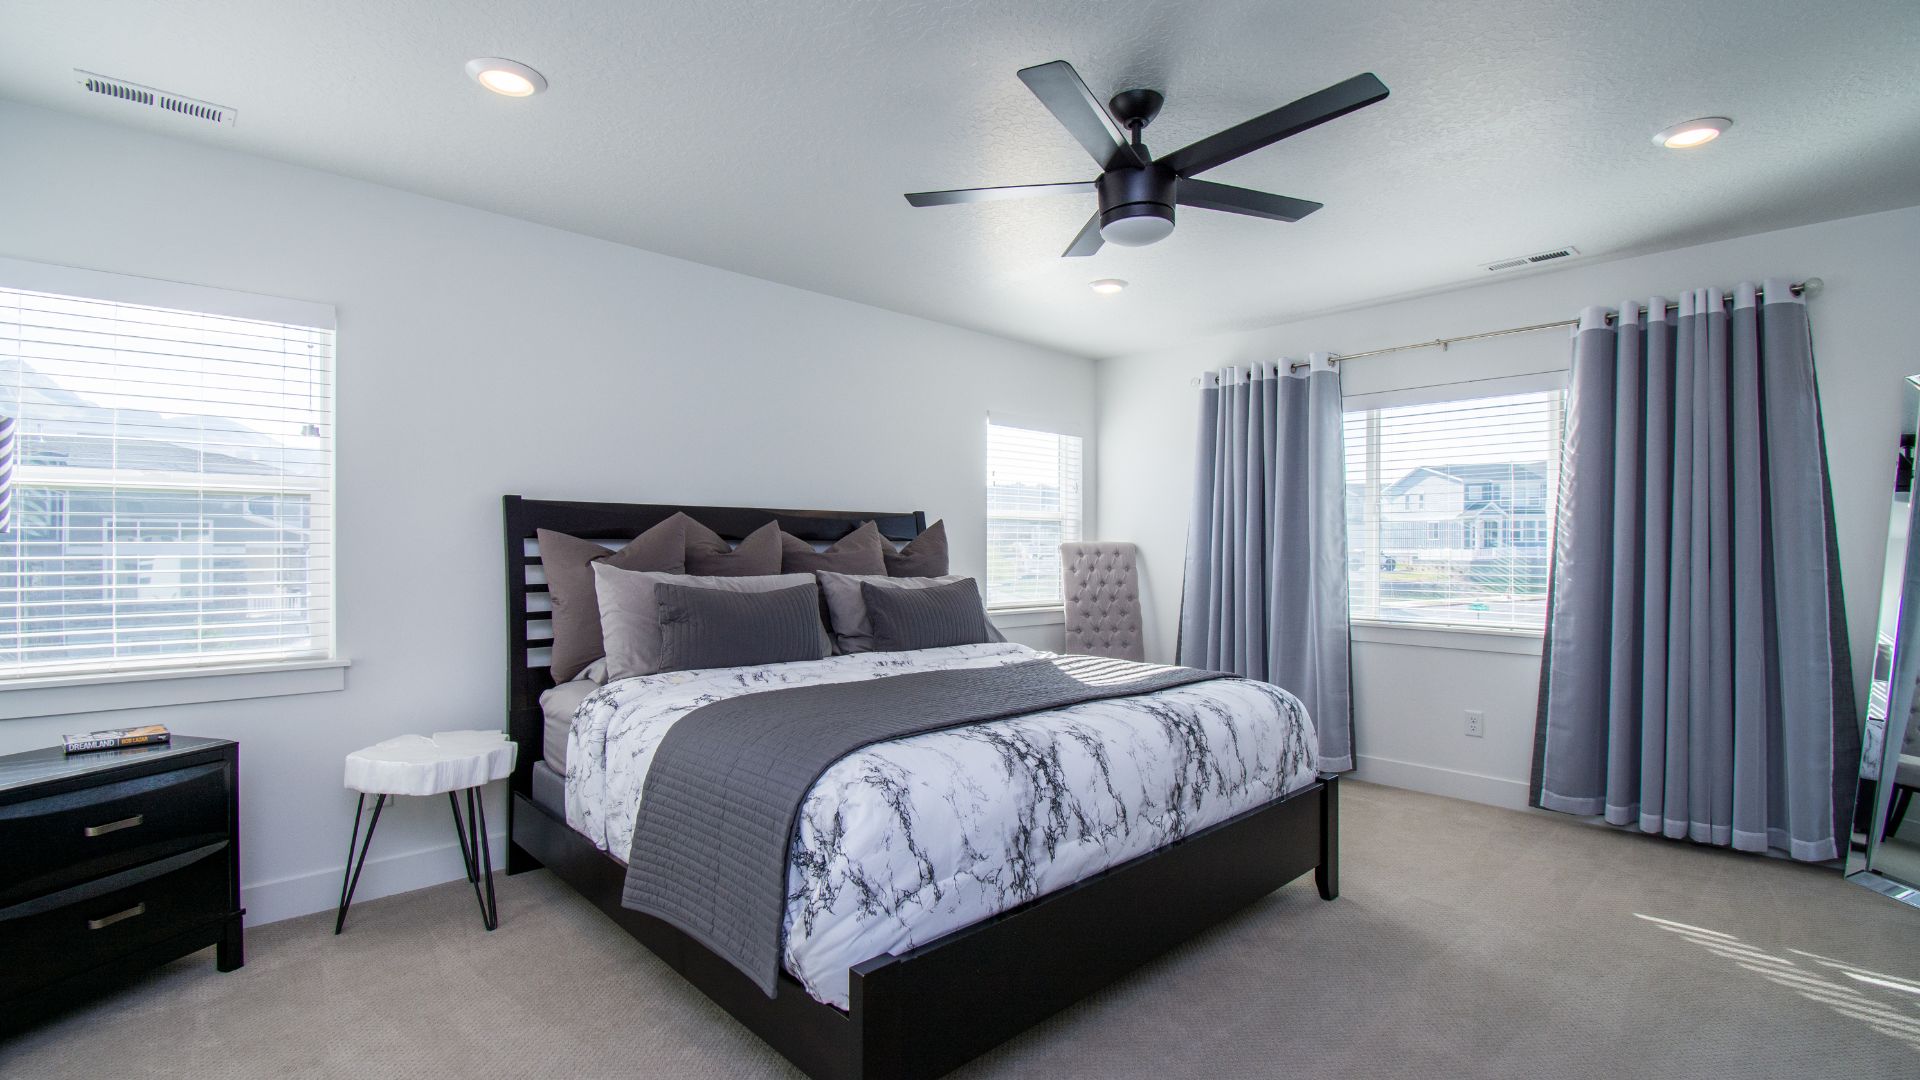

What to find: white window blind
left=1345, top=389, right=1564, bottom=630
left=985, top=423, right=1083, bottom=608
left=0, top=283, right=334, bottom=679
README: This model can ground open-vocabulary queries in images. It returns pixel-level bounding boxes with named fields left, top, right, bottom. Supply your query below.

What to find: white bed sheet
left=564, top=643, right=1319, bottom=1008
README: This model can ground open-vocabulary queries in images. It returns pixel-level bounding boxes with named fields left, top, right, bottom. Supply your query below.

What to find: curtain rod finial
left=1800, top=277, right=1823, bottom=297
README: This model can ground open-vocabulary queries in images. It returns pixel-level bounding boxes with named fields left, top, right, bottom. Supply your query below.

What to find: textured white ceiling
left=2, top=0, right=1918, bottom=357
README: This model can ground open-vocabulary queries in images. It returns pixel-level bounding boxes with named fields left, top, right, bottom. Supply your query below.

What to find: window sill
left=989, top=606, right=1066, bottom=629
left=0, top=658, right=350, bottom=721
left=1350, top=621, right=1543, bottom=656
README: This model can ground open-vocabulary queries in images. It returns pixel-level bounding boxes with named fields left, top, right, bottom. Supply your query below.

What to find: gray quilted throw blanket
left=621, top=654, right=1232, bottom=996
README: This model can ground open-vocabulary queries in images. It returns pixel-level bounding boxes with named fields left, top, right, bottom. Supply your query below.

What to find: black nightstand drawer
left=0, top=761, right=228, bottom=906
left=0, top=842, right=230, bottom=998
left=0, top=736, right=241, bottom=1027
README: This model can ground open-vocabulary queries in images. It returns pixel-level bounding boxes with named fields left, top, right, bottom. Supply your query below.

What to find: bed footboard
left=509, top=773, right=1336, bottom=1080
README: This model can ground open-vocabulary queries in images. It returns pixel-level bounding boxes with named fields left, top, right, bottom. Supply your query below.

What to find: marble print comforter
left=564, top=642, right=1319, bottom=1008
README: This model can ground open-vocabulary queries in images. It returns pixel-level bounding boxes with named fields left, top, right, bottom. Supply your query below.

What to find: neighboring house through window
left=0, top=262, right=336, bottom=680
left=1344, top=388, right=1565, bottom=630
left=985, top=422, right=1082, bottom=608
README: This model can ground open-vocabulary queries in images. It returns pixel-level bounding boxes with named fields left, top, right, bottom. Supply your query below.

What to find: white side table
left=337, top=730, right=516, bottom=934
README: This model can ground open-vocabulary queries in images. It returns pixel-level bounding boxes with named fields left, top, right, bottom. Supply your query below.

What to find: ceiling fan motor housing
left=1097, top=164, right=1177, bottom=246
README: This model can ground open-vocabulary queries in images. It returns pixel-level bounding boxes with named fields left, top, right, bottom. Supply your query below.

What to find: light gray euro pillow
left=592, top=565, right=828, bottom=681
left=816, top=571, right=1006, bottom=654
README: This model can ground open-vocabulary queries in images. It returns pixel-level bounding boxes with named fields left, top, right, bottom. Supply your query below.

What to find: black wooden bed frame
left=501, top=495, right=1337, bottom=1080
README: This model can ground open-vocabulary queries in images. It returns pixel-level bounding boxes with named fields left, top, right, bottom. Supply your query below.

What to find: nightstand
left=0, top=736, right=242, bottom=1028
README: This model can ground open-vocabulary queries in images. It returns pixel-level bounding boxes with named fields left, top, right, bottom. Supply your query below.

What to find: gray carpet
left=5, top=782, right=1917, bottom=1079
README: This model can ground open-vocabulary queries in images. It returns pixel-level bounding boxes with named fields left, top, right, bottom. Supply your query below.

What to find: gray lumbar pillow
left=537, top=519, right=687, bottom=683
left=860, top=578, right=992, bottom=653
left=884, top=519, right=949, bottom=577
left=593, top=565, right=827, bottom=681
left=682, top=517, right=784, bottom=576
left=652, top=581, right=829, bottom=673
left=780, top=520, right=888, bottom=575
left=816, top=571, right=1005, bottom=653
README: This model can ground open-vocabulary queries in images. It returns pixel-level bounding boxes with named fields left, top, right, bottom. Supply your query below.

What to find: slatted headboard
left=501, top=495, right=927, bottom=796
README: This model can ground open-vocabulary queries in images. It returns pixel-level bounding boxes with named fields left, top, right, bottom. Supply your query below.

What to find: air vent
left=74, top=70, right=234, bottom=127
left=1484, top=246, right=1579, bottom=274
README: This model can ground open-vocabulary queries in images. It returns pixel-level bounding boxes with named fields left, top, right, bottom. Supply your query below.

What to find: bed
left=502, top=496, right=1337, bottom=1080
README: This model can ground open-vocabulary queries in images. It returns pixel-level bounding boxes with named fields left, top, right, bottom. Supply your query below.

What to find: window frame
left=1342, top=372, right=1567, bottom=635
left=0, top=257, right=345, bottom=714
left=983, top=420, right=1085, bottom=611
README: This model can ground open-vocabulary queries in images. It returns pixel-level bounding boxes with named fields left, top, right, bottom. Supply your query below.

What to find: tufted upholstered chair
left=1060, top=542, right=1146, bottom=661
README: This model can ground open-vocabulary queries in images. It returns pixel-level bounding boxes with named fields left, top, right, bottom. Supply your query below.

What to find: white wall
left=1099, top=205, right=1920, bottom=808
left=0, top=100, right=1094, bottom=922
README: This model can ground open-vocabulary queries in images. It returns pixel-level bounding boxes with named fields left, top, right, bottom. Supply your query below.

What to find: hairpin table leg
left=334, top=794, right=387, bottom=934
left=475, top=786, right=497, bottom=931
left=453, top=787, right=498, bottom=930
left=449, top=791, right=477, bottom=883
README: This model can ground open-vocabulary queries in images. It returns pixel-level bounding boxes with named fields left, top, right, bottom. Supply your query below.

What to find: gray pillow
left=861, top=578, right=992, bottom=652
left=536, top=519, right=687, bottom=682
left=781, top=520, right=888, bottom=575
left=683, top=517, right=784, bottom=576
left=816, top=571, right=1006, bottom=653
left=884, top=519, right=949, bottom=577
left=653, top=581, right=829, bottom=673
left=593, top=565, right=827, bottom=681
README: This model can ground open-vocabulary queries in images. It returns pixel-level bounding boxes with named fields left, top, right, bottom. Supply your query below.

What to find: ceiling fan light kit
left=905, top=60, right=1389, bottom=257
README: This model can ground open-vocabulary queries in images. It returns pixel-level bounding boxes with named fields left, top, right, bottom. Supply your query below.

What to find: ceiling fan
left=904, top=61, right=1389, bottom=257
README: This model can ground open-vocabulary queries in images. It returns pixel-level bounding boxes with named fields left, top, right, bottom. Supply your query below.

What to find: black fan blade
left=1062, top=212, right=1105, bottom=257
left=1176, top=179, right=1322, bottom=222
left=1162, top=73, right=1388, bottom=178
left=1017, top=60, right=1143, bottom=171
left=905, top=181, right=1095, bottom=207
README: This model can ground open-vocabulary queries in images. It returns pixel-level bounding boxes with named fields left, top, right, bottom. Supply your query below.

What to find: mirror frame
left=1845, top=374, right=1920, bottom=906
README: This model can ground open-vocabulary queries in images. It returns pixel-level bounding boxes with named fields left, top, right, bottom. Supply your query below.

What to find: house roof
left=1381, top=463, right=1549, bottom=513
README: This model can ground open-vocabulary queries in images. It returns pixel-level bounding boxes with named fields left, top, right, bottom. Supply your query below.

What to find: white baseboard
left=1353, top=753, right=1531, bottom=810
left=241, top=832, right=506, bottom=926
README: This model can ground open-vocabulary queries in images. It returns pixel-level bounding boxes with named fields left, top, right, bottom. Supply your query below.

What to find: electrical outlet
left=1464, top=710, right=1485, bottom=738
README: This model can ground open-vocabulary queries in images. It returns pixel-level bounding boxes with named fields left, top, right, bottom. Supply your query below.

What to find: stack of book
left=62, top=723, right=171, bottom=754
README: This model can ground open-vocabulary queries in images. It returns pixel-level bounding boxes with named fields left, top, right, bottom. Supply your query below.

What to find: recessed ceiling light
left=1089, top=278, right=1128, bottom=295
left=466, top=58, right=547, bottom=98
left=1653, top=117, right=1730, bottom=149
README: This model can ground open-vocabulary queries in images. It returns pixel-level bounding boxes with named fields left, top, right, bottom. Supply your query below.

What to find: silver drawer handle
left=87, top=903, right=146, bottom=930
left=83, top=814, right=144, bottom=837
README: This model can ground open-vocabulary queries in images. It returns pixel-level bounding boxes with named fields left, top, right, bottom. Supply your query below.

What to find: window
left=985, top=423, right=1082, bottom=608
left=1345, top=389, right=1563, bottom=630
left=0, top=276, right=334, bottom=680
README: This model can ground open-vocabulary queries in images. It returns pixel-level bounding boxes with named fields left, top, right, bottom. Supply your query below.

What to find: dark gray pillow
left=683, top=517, right=784, bottom=576
left=536, top=519, right=687, bottom=682
left=652, top=581, right=829, bottom=673
left=781, top=520, right=887, bottom=575
left=860, top=578, right=992, bottom=653
left=884, top=519, right=949, bottom=577
left=593, top=566, right=826, bottom=681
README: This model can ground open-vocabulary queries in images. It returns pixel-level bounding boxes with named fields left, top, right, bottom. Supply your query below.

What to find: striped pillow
left=859, top=578, right=992, bottom=653
left=652, top=581, right=829, bottom=673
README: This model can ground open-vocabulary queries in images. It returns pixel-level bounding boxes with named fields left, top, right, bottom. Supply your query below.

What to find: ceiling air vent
left=74, top=70, right=234, bottom=127
left=1484, top=246, right=1579, bottom=274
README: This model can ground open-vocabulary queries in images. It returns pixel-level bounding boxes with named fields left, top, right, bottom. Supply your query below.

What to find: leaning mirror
left=1848, top=373, right=1920, bottom=905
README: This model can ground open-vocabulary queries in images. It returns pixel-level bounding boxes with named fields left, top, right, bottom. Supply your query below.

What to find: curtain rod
left=1277, top=277, right=1822, bottom=372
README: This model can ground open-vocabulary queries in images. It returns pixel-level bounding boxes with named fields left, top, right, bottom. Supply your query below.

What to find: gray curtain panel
left=1532, top=279, right=1857, bottom=861
left=1180, top=357, right=1353, bottom=770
